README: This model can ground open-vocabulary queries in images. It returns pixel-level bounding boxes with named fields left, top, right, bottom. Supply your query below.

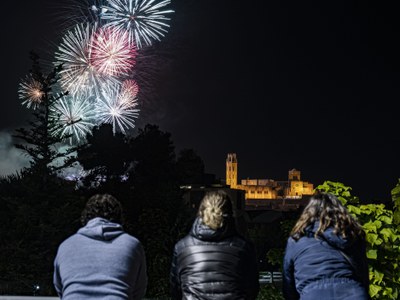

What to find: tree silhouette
left=13, top=52, right=78, bottom=182
left=176, top=148, right=205, bottom=185
left=77, top=123, right=130, bottom=185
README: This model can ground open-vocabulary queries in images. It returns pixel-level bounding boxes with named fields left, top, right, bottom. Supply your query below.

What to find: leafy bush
left=316, top=180, right=400, bottom=300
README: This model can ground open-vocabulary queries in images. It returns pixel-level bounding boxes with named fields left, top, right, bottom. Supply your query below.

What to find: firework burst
left=18, top=76, right=44, bottom=109
left=99, top=0, right=174, bottom=48
left=54, top=22, right=114, bottom=96
left=51, top=92, right=97, bottom=144
left=91, top=26, right=137, bottom=77
left=96, top=83, right=140, bottom=134
left=119, top=79, right=139, bottom=105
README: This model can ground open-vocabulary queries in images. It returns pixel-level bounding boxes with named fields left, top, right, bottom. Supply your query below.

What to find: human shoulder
left=174, top=234, right=193, bottom=249
left=119, top=232, right=144, bottom=247
left=57, top=232, right=82, bottom=250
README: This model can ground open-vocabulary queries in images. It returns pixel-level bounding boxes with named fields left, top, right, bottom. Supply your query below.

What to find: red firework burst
left=91, top=26, right=137, bottom=77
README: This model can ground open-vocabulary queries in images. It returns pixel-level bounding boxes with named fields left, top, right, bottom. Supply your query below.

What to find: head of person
left=290, top=192, right=364, bottom=240
left=198, top=190, right=233, bottom=230
left=80, top=193, right=123, bottom=226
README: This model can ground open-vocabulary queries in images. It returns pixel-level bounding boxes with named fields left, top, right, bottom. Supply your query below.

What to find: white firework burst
left=96, top=83, right=140, bottom=134
left=99, top=0, right=174, bottom=48
left=18, top=76, right=44, bottom=109
left=54, top=22, right=118, bottom=96
left=51, top=93, right=97, bottom=144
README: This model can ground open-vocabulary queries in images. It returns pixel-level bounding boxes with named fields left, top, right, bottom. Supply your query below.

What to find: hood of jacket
left=78, top=217, right=124, bottom=241
left=306, top=222, right=353, bottom=250
left=190, top=216, right=236, bottom=242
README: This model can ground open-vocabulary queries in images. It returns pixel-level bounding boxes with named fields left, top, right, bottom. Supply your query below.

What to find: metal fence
left=259, top=271, right=282, bottom=284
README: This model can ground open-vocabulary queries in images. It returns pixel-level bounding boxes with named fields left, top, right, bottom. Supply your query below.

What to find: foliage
left=256, top=284, right=284, bottom=300
left=77, top=124, right=130, bottom=186
left=1, top=118, right=202, bottom=297
left=125, top=124, right=193, bottom=297
left=176, top=148, right=205, bottom=184
left=392, top=179, right=400, bottom=228
left=280, top=219, right=296, bottom=238
left=0, top=174, right=84, bottom=295
left=316, top=180, right=400, bottom=300
left=135, top=206, right=191, bottom=298
left=315, top=180, right=360, bottom=205
left=266, top=248, right=284, bottom=270
left=13, top=52, right=78, bottom=180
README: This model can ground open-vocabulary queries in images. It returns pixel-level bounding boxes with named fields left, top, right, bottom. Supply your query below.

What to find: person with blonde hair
left=282, top=192, right=370, bottom=300
left=170, top=190, right=259, bottom=300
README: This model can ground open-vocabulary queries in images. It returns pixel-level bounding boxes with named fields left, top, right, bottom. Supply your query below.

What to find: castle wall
left=226, top=153, right=314, bottom=200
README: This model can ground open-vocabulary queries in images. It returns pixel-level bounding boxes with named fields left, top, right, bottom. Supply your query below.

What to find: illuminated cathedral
left=226, top=153, right=314, bottom=200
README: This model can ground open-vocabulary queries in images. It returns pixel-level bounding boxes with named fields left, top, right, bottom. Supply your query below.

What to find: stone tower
left=288, top=169, right=301, bottom=181
left=226, top=153, right=238, bottom=188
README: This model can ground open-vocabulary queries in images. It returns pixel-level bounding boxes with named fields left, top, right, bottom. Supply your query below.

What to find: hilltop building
left=226, top=153, right=314, bottom=200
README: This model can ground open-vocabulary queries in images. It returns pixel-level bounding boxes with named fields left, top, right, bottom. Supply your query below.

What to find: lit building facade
left=226, top=153, right=314, bottom=200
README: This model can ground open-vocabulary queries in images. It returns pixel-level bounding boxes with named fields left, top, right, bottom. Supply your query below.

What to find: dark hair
left=290, top=192, right=365, bottom=241
left=80, top=194, right=123, bottom=225
left=198, top=190, right=233, bottom=230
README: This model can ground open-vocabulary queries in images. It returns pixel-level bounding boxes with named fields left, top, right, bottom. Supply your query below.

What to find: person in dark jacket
left=170, top=190, right=260, bottom=300
left=53, top=194, right=147, bottom=300
left=283, top=192, right=370, bottom=300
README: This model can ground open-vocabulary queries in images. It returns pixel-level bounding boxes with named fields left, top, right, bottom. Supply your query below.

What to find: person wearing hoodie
left=170, top=190, right=260, bottom=300
left=53, top=193, right=147, bottom=300
left=282, top=192, right=370, bottom=300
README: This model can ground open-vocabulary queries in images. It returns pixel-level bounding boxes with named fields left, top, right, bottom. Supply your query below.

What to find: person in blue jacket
left=53, top=193, right=147, bottom=300
left=282, top=192, right=370, bottom=300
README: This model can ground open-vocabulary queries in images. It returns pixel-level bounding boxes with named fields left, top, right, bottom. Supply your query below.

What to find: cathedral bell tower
left=226, top=153, right=238, bottom=188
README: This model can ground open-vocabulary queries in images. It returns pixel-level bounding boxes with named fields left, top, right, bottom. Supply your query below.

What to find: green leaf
left=380, top=228, right=397, bottom=243
left=382, top=287, right=393, bottom=296
left=364, top=223, right=378, bottom=234
left=378, top=215, right=393, bottom=225
left=348, top=205, right=361, bottom=215
left=367, top=249, right=378, bottom=259
left=370, top=284, right=382, bottom=298
left=372, top=269, right=384, bottom=284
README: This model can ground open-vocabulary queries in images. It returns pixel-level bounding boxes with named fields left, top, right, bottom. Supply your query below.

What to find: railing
left=0, top=297, right=58, bottom=300
left=0, top=298, right=159, bottom=300
left=0, top=272, right=283, bottom=299
left=259, top=271, right=282, bottom=284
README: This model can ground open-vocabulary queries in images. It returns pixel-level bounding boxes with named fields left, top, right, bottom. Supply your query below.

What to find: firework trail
left=91, top=26, right=137, bottom=77
left=96, top=83, right=140, bottom=134
left=18, top=76, right=44, bottom=109
left=99, top=0, right=174, bottom=48
left=51, top=93, right=97, bottom=144
left=46, top=0, right=108, bottom=32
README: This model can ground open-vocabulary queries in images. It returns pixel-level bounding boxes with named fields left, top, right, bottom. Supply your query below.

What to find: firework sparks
left=96, top=83, right=140, bottom=134
left=99, top=0, right=174, bottom=48
left=119, top=79, right=139, bottom=106
left=51, top=93, right=97, bottom=144
left=54, top=22, right=115, bottom=96
left=91, top=26, right=137, bottom=77
left=18, top=76, right=44, bottom=109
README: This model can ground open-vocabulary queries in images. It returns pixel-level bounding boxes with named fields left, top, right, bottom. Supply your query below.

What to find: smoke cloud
left=0, top=131, right=30, bottom=176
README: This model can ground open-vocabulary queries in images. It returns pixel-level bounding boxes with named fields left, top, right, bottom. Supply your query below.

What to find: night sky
left=1, top=0, right=399, bottom=202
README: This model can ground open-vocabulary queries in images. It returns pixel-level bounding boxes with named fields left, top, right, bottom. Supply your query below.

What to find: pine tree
left=14, top=52, right=78, bottom=180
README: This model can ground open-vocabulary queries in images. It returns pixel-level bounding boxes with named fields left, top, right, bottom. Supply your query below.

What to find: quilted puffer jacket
left=170, top=217, right=259, bottom=300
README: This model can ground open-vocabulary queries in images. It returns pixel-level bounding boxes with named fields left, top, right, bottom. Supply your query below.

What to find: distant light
left=179, top=185, right=192, bottom=189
